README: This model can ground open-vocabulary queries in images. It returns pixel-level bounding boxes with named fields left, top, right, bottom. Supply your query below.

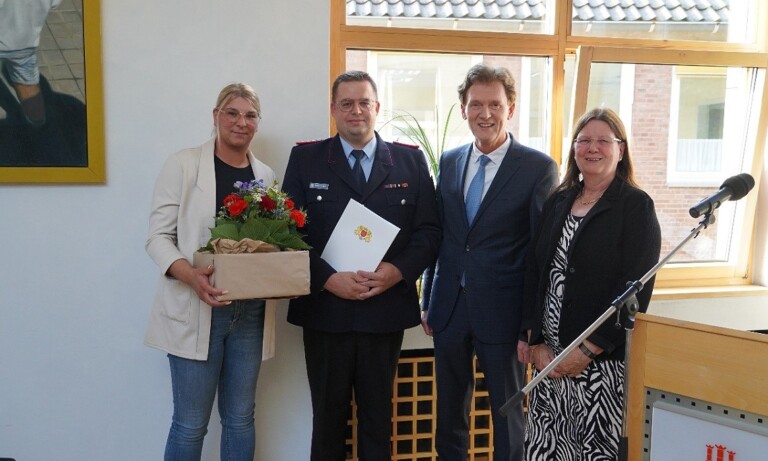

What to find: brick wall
left=631, top=65, right=718, bottom=260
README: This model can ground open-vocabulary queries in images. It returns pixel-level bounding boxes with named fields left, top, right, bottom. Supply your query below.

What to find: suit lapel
left=327, top=135, right=361, bottom=192
left=542, top=191, right=576, bottom=262
left=550, top=179, right=620, bottom=261
left=455, top=145, right=472, bottom=227
left=571, top=178, right=620, bottom=243
left=362, top=134, right=393, bottom=201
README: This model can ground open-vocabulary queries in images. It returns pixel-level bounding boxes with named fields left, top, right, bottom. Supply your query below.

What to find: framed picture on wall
left=0, top=0, right=104, bottom=183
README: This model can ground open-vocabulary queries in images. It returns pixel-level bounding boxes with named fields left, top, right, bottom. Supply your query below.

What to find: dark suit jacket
left=422, top=135, right=558, bottom=344
left=282, top=133, right=440, bottom=334
left=522, top=177, right=661, bottom=361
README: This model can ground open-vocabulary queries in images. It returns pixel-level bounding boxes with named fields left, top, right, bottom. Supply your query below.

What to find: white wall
left=1, top=2, right=767, bottom=460
left=0, top=1, right=329, bottom=460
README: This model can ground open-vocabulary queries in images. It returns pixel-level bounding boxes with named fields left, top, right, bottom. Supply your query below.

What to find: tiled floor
left=38, top=0, right=85, bottom=103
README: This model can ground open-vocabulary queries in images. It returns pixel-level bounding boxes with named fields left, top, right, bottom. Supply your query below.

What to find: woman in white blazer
left=145, top=83, right=277, bottom=461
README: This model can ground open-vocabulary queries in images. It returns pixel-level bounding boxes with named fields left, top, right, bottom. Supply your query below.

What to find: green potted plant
left=381, top=104, right=458, bottom=179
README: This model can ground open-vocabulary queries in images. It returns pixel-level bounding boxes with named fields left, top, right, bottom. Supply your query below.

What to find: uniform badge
left=384, top=182, right=409, bottom=189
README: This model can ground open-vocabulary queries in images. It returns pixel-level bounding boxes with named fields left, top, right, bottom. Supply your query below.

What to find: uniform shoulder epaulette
left=393, top=140, right=420, bottom=150
left=295, top=139, right=322, bottom=146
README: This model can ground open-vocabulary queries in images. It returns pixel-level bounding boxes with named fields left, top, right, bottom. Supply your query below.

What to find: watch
left=579, top=342, right=598, bottom=359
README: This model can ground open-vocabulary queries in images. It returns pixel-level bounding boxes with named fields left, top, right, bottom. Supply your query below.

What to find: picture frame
left=0, top=0, right=105, bottom=183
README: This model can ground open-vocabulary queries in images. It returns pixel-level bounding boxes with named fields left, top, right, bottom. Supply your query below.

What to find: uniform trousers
left=303, top=327, right=404, bottom=461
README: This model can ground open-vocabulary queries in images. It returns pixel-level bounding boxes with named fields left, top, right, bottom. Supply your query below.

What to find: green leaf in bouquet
left=236, top=218, right=312, bottom=250
left=207, top=179, right=311, bottom=251
left=272, top=233, right=312, bottom=250
left=239, top=218, right=271, bottom=242
left=257, top=220, right=291, bottom=246
left=210, top=222, right=241, bottom=241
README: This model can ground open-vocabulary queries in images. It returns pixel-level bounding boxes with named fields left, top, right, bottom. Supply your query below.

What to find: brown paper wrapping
left=209, top=238, right=280, bottom=254
left=193, top=246, right=310, bottom=301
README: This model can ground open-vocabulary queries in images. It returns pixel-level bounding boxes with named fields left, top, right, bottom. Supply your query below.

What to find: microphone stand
left=499, top=211, right=718, bottom=461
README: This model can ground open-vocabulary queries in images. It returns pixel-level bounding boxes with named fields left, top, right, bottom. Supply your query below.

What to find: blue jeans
left=164, top=299, right=265, bottom=461
left=0, top=48, right=40, bottom=85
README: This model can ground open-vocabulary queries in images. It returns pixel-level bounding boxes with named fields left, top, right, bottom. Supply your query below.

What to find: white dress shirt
left=463, top=134, right=512, bottom=201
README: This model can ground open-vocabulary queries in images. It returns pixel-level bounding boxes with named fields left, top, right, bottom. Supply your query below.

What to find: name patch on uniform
left=384, top=182, right=409, bottom=189
left=309, top=182, right=329, bottom=190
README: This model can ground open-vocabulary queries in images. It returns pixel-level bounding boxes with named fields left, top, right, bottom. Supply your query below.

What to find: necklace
left=578, top=193, right=602, bottom=206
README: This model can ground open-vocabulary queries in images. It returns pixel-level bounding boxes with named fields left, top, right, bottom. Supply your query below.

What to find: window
left=346, top=50, right=551, bottom=172
left=572, top=48, right=766, bottom=273
left=332, top=0, right=768, bottom=288
left=353, top=51, right=477, bottom=171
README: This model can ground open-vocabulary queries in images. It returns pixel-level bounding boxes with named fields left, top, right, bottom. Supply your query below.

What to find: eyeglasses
left=219, top=108, right=260, bottom=125
left=335, top=99, right=377, bottom=112
left=574, top=137, right=622, bottom=148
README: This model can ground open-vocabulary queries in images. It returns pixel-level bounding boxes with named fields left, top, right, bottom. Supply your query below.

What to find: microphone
left=689, top=173, right=755, bottom=218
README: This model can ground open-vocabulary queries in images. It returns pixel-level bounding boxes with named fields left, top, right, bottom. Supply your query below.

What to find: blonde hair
left=215, top=83, right=261, bottom=116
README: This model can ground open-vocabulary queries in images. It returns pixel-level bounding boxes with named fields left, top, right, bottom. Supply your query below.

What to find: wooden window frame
left=571, top=46, right=768, bottom=288
left=331, top=0, right=768, bottom=289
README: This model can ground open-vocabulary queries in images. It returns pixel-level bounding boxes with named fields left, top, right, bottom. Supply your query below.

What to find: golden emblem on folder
left=354, top=225, right=372, bottom=242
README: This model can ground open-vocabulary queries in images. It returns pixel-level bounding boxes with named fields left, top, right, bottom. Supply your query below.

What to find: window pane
left=669, top=67, right=727, bottom=184
left=346, top=0, right=555, bottom=34
left=571, top=0, right=760, bottom=45
left=579, top=62, right=762, bottom=263
left=346, top=50, right=552, bottom=175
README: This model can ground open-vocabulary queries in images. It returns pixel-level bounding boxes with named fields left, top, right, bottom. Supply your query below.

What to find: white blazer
left=144, top=137, right=278, bottom=361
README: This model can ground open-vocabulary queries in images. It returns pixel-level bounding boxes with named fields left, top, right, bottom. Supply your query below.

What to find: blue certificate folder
left=320, top=199, right=399, bottom=272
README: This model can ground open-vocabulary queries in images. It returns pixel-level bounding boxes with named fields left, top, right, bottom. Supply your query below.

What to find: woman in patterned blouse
left=520, top=107, right=661, bottom=460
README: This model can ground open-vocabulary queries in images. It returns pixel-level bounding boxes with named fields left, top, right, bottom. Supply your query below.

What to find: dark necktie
left=351, top=149, right=367, bottom=190
left=465, top=155, right=490, bottom=223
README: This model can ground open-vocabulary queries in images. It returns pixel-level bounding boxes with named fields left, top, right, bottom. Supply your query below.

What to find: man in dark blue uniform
left=282, top=70, right=440, bottom=461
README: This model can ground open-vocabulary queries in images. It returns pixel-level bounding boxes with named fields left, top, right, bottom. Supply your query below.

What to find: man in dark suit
left=421, top=64, right=559, bottom=461
left=282, top=70, right=440, bottom=461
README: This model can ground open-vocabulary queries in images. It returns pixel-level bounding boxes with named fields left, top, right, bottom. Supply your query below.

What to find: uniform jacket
left=282, top=133, right=440, bottom=333
left=522, top=177, right=662, bottom=361
left=144, top=137, right=278, bottom=361
left=422, top=135, right=559, bottom=344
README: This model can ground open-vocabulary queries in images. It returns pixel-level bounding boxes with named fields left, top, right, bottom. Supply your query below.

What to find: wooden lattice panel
left=345, top=349, right=493, bottom=460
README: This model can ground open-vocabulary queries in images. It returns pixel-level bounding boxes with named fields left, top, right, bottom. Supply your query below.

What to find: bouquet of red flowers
left=201, top=179, right=310, bottom=252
